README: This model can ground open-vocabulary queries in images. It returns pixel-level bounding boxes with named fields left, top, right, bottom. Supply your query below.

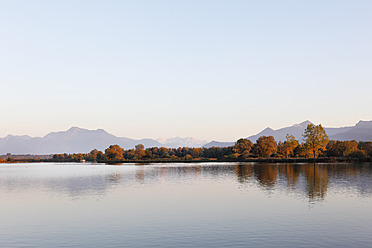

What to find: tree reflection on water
left=1, top=162, right=372, bottom=203
left=234, top=163, right=372, bottom=202
left=303, top=164, right=328, bottom=201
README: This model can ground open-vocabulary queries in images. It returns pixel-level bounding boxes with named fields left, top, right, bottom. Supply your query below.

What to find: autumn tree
left=88, top=149, right=100, bottom=161
left=105, top=145, right=124, bottom=160
left=255, top=136, right=277, bottom=158
left=293, top=143, right=307, bottom=157
left=303, top=124, right=329, bottom=158
left=233, top=138, right=253, bottom=155
left=96, top=151, right=104, bottom=161
left=159, top=147, right=170, bottom=158
left=358, top=142, right=372, bottom=157
left=326, top=140, right=358, bottom=157
left=278, top=134, right=299, bottom=158
left=341, top=141, right=358, bottom=157
left=185, top=154, right=193, bottom=160
left=75, top=153, right=84, bottom=161
left=134, top=144, right=146, bottom=159
left=144, top=150, right=153, bottom=159
left=190, top=148, right=202, bottom=158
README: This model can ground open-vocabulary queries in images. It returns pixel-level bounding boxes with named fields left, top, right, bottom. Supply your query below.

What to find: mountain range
left=1, top=120, right=371, bottom=154
left=203, top=120, right=372, bottom=148
left=0, top=127, right=206, bottom=155
left=246, top=120, right=372, bottom=143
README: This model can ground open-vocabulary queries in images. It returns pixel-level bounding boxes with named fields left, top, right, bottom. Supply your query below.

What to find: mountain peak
left=67, top=127, right=86, bottom=132
left=4, top=134, right=32, bottom=140
left=262, top=127, right=274, bottom=132
left=157, top=136, right=207, bottom=147
left=298, top=120, right=313, bottom=127
left=355, top=120, right=372, bottom=129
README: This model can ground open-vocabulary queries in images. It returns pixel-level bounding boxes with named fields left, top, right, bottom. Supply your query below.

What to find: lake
left=1, top=162, right=372, bottom=248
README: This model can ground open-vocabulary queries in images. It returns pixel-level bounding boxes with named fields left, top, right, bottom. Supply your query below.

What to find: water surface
left=1, top=162, right=372, bottom=247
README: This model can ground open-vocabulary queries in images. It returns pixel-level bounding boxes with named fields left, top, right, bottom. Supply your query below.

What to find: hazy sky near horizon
left=1, top=0, right=371, bottom=141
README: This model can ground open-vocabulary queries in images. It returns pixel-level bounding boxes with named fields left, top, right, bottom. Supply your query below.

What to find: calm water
left=1, top=162, right=372, bottom=248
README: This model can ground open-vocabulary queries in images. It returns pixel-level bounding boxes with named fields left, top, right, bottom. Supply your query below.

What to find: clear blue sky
left=1, top=0, right=371, bottom=141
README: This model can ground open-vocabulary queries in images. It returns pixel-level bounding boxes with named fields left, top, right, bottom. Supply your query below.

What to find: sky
left=1, top=0, right=371, bottom=141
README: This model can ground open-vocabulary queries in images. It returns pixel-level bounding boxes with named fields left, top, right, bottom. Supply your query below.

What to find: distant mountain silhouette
left=328, top=121, right=372, bottom=141
left=157, top=137, right=207, bottom=148
left=0, top=127, right=203, bottom=155
left=202, top=120, right=372, bottom=148
left=246, top=120, right=372, bottom=142
left=203, top=141, right=235, bottom=148
left=2, top=121, right=372, bottom=154
left=247, top=120, right=313, bottom=142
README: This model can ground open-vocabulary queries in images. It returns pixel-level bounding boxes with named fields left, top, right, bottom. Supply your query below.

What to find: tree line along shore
left=1, top=124, right=372, bottom=164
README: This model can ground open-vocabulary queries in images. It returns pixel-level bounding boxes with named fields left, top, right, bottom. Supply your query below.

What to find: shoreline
left=1, top=157, right=371, bottom=164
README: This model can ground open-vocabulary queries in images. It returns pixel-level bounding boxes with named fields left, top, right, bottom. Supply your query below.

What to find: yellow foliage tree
left=105, top=145, right=124, bottom=160
left=303, top=124, right=329, bottom=158
left=278, top=134, right=299, bottom=158
left=255, top=136, right=277, bottom=158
